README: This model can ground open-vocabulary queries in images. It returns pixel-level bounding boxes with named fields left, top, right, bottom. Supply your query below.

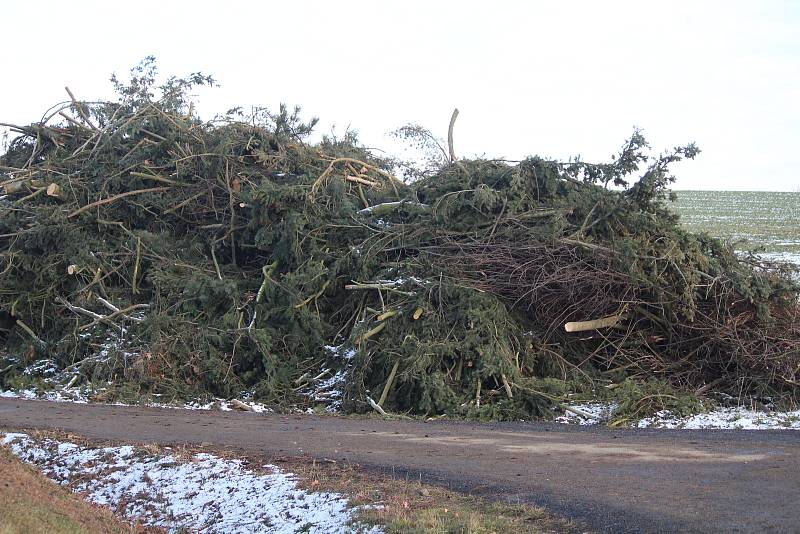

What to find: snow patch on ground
left=637, top=407, right=800, bottom=429
left=554, top=402, right=800, bottom=429
left=180, top=396, right=273, bottom=413
left=1, top=432, right=381, bottom=534
left=1, top=387, right=89, bottom=403
left=0, top=388, right=272, bottom=413
left=553, top=402, right=618, bottom=425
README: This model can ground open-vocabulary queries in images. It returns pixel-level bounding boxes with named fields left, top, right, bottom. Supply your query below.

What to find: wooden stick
left=64, top=374, right=79, bottom=389
left=345, top=175, right=381, bottom=188
left=210, top=245, right=223, bottom=280
left=0, top=165, right=27, bottom=172
left=345, top=282, right=414, bottom=296
left=501, top=373, right=513, bottom=399
left=294, top=280, right=331, bottom=309
left=58, top=111, right=90, bottom=130
left=64, top=87, right=98, bottom=130
left=229, top=399, right=254, bottom=412
left=13, top=187, right=45, bottom=204
left=97, top=297, right=121, bottom=313
left=448, top=108, right=459, bottom=162
left=58, top=298, right=122, bottom=332
left=68, top=187, right=170, bottom=218
left=79, top=303, right=149, bottom=331
left=561, top=404, right=598, bottom=419
left=376, top=309, right=398, bottom=321
left=564, top=313, right=623, bottom=333
left=311, top=157, right=402, bottom=196
left=132, top=237, right=142, bottom=294
left=0, top=123, right=28, bottom=134
left=14, top=319, right=45, bottom=347
left=345, top=282, right=400, bottom=290
left=129, top=171, right=178, bottom=185
left=358, top=201, right=431, bottom=217
left=164, top=190, right=205, bottom=214
left=367, top=396, right=388, bottom=417
left=378, top=361, right=400, bottom=407
left=139, top=128, right=167, bottom=141
left=356, top=321, right=386, bottom=343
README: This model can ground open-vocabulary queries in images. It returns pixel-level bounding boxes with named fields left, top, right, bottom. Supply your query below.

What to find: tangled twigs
left=58, top=298, right=123, bottom=332
left=311, top=157, right=401, bottom=196
left=441, top=240, right=634, bottom=329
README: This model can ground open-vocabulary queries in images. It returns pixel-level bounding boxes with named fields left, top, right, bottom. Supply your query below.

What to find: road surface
left=1, top=398, right=797, bottom=533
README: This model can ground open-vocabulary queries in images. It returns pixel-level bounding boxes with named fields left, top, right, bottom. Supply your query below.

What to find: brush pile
left=2, top=63, right=798, bottom=419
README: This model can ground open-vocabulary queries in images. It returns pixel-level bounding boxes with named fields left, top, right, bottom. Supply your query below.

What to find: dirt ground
left=2, top=398, right=798, bottom=533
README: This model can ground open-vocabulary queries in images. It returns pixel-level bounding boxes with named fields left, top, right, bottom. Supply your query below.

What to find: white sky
left=2, top=1, right=798, bottom=191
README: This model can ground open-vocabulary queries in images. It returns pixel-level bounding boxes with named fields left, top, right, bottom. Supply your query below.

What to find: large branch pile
left=1, top=67, right=798, bottom=420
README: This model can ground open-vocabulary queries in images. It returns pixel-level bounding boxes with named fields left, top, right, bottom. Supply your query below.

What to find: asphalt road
left=1, top=398, right=797, bottom=533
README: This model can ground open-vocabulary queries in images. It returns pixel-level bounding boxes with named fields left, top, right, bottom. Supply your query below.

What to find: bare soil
left=2, top=398, right=799, bottom=533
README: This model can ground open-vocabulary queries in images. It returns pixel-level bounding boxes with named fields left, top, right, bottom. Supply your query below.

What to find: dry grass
left=266, top=455, right=583, bottom=534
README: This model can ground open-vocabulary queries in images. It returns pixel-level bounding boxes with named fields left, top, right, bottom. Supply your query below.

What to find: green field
left=670, top=190, right=800, bottom=263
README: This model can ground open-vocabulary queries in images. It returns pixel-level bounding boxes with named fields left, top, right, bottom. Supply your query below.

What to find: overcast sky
left=2, top=1, right=798, bottom=190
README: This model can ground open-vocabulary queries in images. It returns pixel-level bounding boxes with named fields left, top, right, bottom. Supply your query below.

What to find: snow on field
left=758, top=251, right=800, bottom=266
left=555, top=402, right=800, bottom=429
left=1, top=432, right=381, bottom=534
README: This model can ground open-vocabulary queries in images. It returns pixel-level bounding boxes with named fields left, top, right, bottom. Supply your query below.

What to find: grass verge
left=265, top=455, right=583, bottom=534
left=4, top=429, right=584, bottom=534
left=0, top=446, right=151, bottom=534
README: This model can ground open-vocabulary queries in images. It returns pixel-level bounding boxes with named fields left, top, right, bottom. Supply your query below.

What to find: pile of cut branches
left=1, top=61, right=798, bottom=419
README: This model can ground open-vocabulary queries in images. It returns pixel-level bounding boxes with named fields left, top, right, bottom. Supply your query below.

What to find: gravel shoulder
left=2, top=398, right=798, bottom=533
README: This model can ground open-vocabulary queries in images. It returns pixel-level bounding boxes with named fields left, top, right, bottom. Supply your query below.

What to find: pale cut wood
left=564, top=313, right=622, bottom=333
